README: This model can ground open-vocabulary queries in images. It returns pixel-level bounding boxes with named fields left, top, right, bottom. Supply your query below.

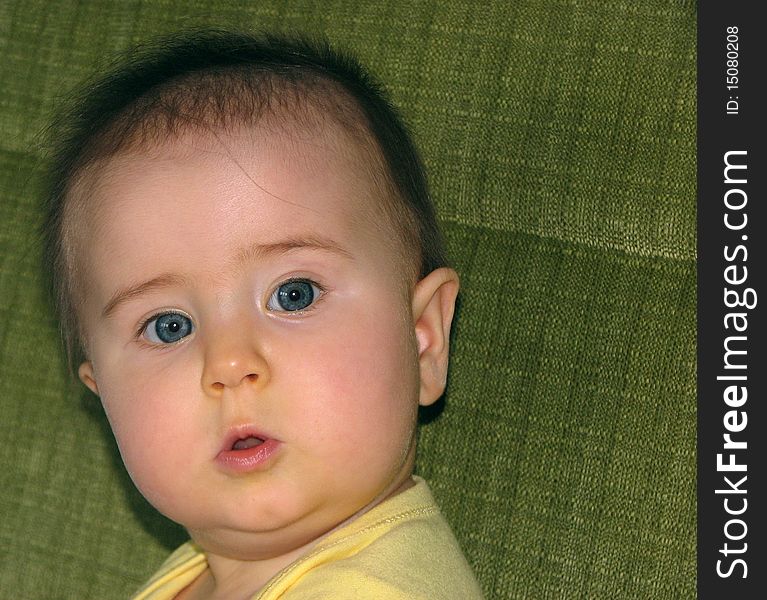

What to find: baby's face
left=74, top=122, right=434, bottom=558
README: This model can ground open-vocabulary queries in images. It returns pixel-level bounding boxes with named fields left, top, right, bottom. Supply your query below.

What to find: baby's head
left=42, top=30, right=459, bottom=560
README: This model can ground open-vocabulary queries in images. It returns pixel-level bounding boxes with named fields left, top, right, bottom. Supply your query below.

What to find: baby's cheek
left=329, top=322, right=417, bottom=427
left=99, top=376, right=183, bottom=476
left=323, top=334, right=407, bottom=401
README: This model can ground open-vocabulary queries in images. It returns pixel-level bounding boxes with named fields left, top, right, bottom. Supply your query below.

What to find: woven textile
left=0, top=1, right=696, bottom=598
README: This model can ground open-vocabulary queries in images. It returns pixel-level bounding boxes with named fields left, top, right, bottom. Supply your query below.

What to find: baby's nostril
left=246, top=374, right=258, bottom=382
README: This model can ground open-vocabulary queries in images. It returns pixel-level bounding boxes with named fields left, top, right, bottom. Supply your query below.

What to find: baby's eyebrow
left=230, top=235, right=354, bottom=269
left=102, top=273, right=190, bottom=319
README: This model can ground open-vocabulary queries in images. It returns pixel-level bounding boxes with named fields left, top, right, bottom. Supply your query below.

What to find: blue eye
left=143, top=312, right=193, bottom=344
left=268, top=279, right=321, bottom=312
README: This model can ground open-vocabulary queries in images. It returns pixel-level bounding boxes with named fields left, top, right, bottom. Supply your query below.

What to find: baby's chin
left=178, top=492, right=365, bottom=561
left=180, top=472, right=417, bottom=562
left=187, top=523, right=323, bottom=563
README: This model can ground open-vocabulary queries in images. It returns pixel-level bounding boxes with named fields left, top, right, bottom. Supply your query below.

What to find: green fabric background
left=0, top=1, right=696, bottom=598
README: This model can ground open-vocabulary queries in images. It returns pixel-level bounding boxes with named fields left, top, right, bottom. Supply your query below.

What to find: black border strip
left=698, top=2, right=766, bottom=597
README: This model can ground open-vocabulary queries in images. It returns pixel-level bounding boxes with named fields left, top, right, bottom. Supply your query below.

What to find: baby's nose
left=201, top=334, right=269, bottom=395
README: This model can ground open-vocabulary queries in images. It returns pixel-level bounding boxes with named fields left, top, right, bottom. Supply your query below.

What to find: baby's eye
left=267, top=279, right=321, bottom=312
left=142, top=312, right=194, bottom=344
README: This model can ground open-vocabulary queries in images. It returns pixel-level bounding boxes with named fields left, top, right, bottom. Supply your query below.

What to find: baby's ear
left=78, top=361, right=100, bottom=396
left=411, top=267, right=460, bottom=407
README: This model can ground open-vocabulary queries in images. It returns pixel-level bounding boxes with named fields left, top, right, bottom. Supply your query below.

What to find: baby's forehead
left=65, top=87, right=410, bottom=281
left=72, top=116, right=391, bottom=239
left=70, top=121, right=411, bottom=294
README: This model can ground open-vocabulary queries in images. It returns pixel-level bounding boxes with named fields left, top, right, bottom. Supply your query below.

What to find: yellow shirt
left=132, top=477, right=483, bottom=599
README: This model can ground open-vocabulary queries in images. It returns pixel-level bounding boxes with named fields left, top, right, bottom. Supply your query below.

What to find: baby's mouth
left=232, top=436, right=264, bottom=451
left=216, top=429, right=280, bottom=473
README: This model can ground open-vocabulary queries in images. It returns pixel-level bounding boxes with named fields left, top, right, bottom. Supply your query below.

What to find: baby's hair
left=40, top=28, right=448, bottom=371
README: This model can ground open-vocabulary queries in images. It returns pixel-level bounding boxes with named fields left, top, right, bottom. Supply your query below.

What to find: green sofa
left=0, top=1, right=695, bottom=598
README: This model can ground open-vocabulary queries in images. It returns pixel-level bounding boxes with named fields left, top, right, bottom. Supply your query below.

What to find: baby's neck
left=179, top=475, right=417, bottom=599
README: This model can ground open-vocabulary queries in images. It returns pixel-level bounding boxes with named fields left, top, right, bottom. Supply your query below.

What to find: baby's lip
left=219, top=424, right=278, bottom=455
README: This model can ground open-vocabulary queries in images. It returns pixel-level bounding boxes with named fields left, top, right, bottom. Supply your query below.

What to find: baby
left=42, top=29, right=482, bottom=599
